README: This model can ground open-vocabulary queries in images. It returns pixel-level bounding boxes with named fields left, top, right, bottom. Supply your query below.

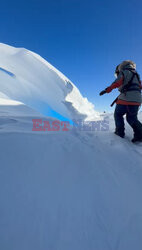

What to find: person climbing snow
left=99, top=60, right=142, bottom=143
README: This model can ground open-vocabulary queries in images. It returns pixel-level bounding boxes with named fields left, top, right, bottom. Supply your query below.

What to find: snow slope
left=0, top=43, right=100, bottom=121
left=0, top=97, right=142, bottom=250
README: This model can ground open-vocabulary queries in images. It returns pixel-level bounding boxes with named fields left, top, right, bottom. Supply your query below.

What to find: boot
left=114, top=128, right=125, bottom=138
left=131, top=122, right=142, bottom=143
left=131, top=137, right=142, bottom=143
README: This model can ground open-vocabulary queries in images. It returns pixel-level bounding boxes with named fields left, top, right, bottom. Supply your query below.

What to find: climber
left=99, top=60, right=142, bottom=142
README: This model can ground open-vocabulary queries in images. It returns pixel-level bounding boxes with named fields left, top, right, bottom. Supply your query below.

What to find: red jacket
left=106, top=76, right=142, bottom=105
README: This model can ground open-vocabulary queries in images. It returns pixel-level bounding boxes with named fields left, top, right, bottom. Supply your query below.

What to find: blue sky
left=0, top=0, right=142, bottom=112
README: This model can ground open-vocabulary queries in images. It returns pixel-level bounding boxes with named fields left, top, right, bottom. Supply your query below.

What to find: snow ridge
left=0, top=43, right=100, bottom=121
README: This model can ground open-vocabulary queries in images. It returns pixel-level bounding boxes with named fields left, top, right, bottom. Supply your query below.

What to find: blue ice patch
left=0, top=67, right=15, bottom=77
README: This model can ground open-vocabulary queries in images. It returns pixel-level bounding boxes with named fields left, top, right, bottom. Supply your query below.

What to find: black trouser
left=114, top=104, right=142, bottom=138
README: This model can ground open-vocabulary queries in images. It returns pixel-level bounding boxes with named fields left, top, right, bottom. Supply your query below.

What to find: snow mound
left=0, top=43, right=100, bottom=121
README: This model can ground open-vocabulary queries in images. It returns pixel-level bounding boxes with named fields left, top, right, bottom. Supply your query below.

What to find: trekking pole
left=110, top=97, right=118, bottom=107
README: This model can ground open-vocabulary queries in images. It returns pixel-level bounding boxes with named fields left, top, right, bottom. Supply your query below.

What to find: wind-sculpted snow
left=0, top=99, right=142, bottom=250
left=0, top=43, right=100, bottom=121
left=1, top=43, right=142, bottom=250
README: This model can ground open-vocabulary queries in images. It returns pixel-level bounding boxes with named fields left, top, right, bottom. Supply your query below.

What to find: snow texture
left=0, top=43, right=100, bottom=121
left=0, top=43, right=142, bottom=250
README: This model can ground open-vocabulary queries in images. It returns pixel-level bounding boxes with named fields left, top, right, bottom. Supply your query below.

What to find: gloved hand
left=99, top=89, right=107, bottom=96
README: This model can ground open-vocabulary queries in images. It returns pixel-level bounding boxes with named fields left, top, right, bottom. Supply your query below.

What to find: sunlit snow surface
left=0, top=43, right=142, bottom=250
left=0, top=97, right=142, bottom=250
left=0, top=43, right=100, bottom=121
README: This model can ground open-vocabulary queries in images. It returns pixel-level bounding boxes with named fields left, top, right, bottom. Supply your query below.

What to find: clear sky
left=1, top=0, right=142, bottom=112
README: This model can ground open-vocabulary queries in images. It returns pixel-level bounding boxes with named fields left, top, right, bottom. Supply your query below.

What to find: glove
left=99, top=89, right=107, bottom=96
